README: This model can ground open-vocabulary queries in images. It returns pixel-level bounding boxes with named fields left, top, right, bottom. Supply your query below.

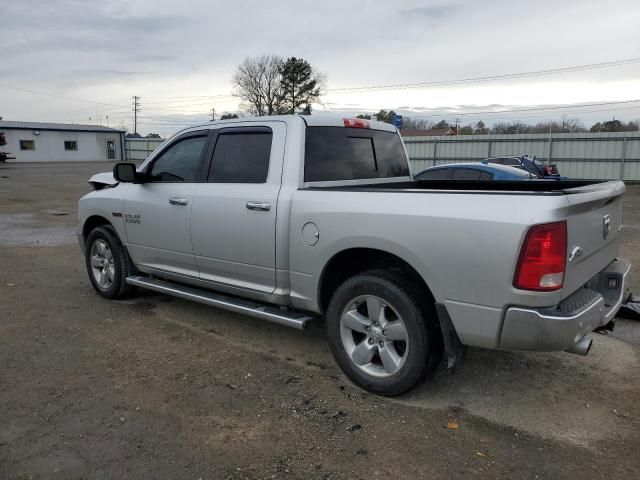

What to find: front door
left=106, top=139, right=116, bottom=160
left=123, top=131, right=210, bottom=277
left=191, top=123, right=285, bottom=294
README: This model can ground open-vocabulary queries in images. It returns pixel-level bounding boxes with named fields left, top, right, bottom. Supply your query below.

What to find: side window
left=479, top=171, right=494, bottom=181
left=149, top=135, right=207, bottom=182
left=451, top=168, right=482, bottom=180
left=415, top=168, right=451, bottom=180
left=208, top=129, right=272, bottom=183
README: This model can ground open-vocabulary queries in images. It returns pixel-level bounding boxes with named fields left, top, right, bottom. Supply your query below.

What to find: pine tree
left=278, top=57, right=322, bottom=114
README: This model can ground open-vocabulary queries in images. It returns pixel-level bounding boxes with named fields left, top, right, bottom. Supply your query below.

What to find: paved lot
left=1, top=162, right=639, bottom=479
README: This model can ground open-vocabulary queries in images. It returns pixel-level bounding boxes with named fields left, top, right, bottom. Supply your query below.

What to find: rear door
left=190, top=122, right=285, bottom=294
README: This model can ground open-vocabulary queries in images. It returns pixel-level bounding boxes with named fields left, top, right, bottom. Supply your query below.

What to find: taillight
left=514, top=221, right=567, bottom=291
left=343, top=118, right=370, bottom=129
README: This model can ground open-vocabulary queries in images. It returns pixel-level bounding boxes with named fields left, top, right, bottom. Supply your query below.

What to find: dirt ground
left=1, top=162, right=639, bottom=480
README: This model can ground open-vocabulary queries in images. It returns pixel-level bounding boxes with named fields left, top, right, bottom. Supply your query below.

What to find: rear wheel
left=326, top=270, right=441, bottom=396
left=85, top=226, right=136, bottom=299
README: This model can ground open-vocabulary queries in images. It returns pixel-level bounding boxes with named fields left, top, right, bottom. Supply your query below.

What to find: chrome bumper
left=499, top=259, right=631, bottom=352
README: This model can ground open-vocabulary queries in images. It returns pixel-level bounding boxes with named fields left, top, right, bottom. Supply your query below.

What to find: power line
left=0, top=83, right=129, bottom=107
left=328, top=57, right=640, bottom=93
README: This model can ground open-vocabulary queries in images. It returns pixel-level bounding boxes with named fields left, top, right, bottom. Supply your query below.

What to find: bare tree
left=402, top=117, right=433, bottom=130
left=232, top=55, right=284, bottom=116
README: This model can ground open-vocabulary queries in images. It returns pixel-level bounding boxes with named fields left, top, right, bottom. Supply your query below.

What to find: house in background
left=0, top=121, right=125, bottom=162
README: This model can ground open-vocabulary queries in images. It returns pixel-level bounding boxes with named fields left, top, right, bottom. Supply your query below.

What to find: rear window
left=304, top=127, right=410, bottom=182
left=488, top=157, right=520, bottom=166
left=451, top=168, right=482, bottom=180
left=415, top=168, right=451, bottom=180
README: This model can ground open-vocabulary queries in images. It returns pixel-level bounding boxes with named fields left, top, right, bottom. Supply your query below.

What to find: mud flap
left=435, top=303, right=467, bottom=374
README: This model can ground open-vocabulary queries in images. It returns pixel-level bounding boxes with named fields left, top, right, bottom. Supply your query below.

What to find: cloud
left=402, top=4, right=459, bottom=19
left=0, top=0, right=639, bottom=136
left=71, top=69, right=155, bottom=77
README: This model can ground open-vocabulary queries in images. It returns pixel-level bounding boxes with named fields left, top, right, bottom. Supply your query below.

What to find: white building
left=0, top=121, right=125, bottom=162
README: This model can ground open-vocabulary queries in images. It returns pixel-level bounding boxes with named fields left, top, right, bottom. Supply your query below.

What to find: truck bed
left=303, top=178, right=613, bottom=194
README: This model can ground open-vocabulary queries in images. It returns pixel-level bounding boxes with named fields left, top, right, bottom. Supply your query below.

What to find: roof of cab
left=174, top=114, right=397, bottom=136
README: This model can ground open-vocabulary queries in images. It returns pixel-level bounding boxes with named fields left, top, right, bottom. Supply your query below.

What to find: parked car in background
left=483, top=156, right=560, bottom=178
left=414, top=162, right=535, bottom=181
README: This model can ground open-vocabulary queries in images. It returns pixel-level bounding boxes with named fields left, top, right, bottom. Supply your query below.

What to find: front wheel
left=326, top=270, right=441, bottom=396
left=85, top=226, right=136, bottom=299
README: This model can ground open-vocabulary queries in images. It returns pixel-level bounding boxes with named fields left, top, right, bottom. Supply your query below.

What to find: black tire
left=326, top=270, right=442, bottom=396
left=85, top=225, right=136, bottom=299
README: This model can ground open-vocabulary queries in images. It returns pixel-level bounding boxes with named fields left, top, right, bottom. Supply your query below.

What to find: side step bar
left=126, top=276, right=315, bottom=330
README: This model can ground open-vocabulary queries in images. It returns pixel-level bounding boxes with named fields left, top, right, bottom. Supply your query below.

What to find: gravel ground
left=1, top=162, right=639, bottom=480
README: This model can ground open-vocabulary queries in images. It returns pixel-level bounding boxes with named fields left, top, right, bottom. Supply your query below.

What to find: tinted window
left=20, top=140, right=35, bottom=151
left=149, top=136, right=207, bottom=182
left=304, top=127, right=409, bottom=182
left=208, top=130, right=272, bottom=183
left=479, top=171, right=494, bottom=181
left=415, top=168, right=451, bottom=180
left=451, top=168, right=482, bottom=180
left=489, top=157, right=520, bottom=166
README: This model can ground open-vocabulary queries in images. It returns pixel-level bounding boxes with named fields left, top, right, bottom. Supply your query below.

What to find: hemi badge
left=112, top=212, right=123, bottom=217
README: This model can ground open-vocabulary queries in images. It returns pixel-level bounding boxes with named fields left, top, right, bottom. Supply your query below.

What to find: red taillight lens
left=343, top=118, right=370, bottom=129
left=514, top=221, right=567, bottom=291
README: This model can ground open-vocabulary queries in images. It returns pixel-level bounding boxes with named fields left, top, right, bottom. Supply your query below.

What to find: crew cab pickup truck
left=78, top=115, right=630, bottom=396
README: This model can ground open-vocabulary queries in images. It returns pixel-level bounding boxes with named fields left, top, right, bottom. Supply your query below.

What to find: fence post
left=487, top=139, right=492, bottom=158
left=433, top=139, right=438, bottom=166
left=548, top=136, right=553, bottom=164
left=620, top=137, right=627, bottom=180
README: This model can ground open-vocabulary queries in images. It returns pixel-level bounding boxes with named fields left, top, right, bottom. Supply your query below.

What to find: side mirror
left=113, top=162, right=137, bottom=183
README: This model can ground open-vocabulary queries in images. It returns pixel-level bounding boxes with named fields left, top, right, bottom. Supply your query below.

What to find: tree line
left=362, top=109, right=640, bottom=134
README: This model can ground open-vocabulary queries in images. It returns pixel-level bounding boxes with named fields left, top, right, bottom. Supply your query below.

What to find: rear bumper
left=499, top=259, right=630, bottom=351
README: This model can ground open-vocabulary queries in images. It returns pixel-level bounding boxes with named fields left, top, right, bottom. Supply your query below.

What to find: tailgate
left=562, top=180, right=626, bottom=297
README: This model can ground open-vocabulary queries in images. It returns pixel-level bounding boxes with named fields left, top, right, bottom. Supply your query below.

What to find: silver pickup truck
left=78, top=115, right=630, bottom=396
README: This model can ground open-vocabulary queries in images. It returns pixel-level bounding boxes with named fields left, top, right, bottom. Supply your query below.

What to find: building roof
left=401, top=128, right=456, bottom=137
left=0, top=120, right=124, bottom=133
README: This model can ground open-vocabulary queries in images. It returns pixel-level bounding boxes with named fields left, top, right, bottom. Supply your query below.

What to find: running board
left=126, top=276, right=315, bottom=330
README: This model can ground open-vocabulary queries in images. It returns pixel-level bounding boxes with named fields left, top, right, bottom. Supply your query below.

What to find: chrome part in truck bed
left=126, top=276, right=315, bottom=330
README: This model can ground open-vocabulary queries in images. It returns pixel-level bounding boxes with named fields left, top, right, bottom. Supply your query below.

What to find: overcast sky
left=1, top=0, right=639, bottom=135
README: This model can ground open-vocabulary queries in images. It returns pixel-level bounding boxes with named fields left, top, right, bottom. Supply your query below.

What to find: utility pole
left=132, top=96, right=141, bottom=134
left=210, top=107, right=216, bottom=121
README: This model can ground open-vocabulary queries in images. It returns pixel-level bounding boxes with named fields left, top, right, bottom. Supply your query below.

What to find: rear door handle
left=246, top=201, right=271, bottom=211
left=169, top=197, right=188, bottom=206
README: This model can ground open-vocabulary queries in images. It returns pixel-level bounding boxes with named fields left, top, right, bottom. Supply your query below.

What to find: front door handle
left=246, top=201, right=271, bottom=212
left=169, top=197, right=188, bottom=206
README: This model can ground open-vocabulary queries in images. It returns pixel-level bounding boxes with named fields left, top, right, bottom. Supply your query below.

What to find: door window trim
left=142, top=130, right=212, bottom=183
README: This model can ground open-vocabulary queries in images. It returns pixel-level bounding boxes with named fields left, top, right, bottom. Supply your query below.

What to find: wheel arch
left=82, top=215, right=114, bottom=244
left=318, top=247, right=438, bottom=315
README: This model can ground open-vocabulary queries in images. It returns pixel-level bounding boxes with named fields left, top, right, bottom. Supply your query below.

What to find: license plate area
left=584, top=259, right=630, bottom=319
